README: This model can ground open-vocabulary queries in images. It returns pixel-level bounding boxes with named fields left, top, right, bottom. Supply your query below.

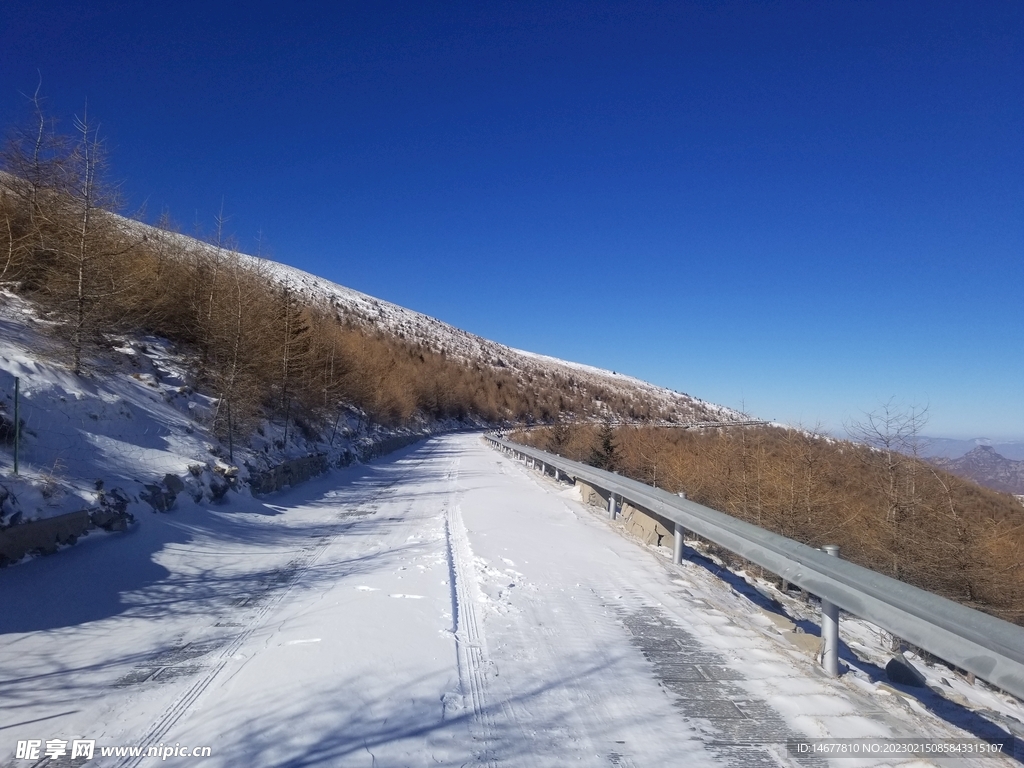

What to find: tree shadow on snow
left=186, top=656, right=657, bottom=768
left=0, top=444, right=447, bottom=636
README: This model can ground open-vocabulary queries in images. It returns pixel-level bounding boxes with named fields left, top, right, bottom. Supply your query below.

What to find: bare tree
left=847, top=399, right=929, bottom=578
left=68, top=106, right=101, bottom=373
left=847, top=399, right=928, bottom=523
left=5, top=101, right=132, bottom=373
left=0, top=82, right=69, bottom=291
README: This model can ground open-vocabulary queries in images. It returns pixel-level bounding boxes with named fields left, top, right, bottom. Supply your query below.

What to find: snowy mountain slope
left=248, top=252, right=740, bottom=422
left=0, top=290, right=427, bottom=531
left=0, top=291, right=214, bottom=521
left=0, top=207, right=744, bottom=534
left=127, top=217, right=744, bottom=425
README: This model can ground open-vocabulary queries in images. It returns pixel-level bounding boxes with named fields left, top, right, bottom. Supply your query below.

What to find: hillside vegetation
left=515, top=422, right=1024, bottom=624
left=0, top=104, right=721, bottom=439
left=11, top=103, right=1017, bottom=625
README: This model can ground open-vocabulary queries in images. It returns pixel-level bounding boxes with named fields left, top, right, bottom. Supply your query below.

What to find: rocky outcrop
left=140, top=473, right=186, bottom=512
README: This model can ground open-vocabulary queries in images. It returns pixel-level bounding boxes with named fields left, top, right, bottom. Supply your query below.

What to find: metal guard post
left=821, top=545, right=840, bottom=676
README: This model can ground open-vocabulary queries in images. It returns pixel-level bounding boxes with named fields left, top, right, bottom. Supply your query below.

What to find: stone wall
left=249, top=454, right=330, bottom=496
left=0, top=506, right=132, bottom=566
left=574, top=479, right=676, bottom=549
left=618, top=499, right=675, bottom=548
left=250, top=433, right=427, bottom=495
left=1, top=434, right=431, bottom=563
left=344, top=433, right=426, bottom=465
left=575, top=479, right=610, bottom=509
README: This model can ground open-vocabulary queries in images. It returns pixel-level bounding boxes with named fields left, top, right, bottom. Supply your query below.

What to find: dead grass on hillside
left=517, top=423, right=1024, bottom=624
left=0, top=102, right=697, bottom=438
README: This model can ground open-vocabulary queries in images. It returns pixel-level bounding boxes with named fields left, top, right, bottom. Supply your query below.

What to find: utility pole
left=13, top=376, right=20, bottom=475
left=226, top=399, right=234, bottom=463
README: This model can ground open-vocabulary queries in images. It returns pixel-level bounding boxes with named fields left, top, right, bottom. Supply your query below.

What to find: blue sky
left=2, top=1, right=1021, bottom=439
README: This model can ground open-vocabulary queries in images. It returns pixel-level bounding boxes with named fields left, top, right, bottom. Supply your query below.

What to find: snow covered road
left=2, top=434, right=1018, bottom=767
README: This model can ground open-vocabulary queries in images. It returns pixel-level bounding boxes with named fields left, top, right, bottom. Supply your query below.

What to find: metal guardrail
left=505, top=418, right=769, bottom=432
left=486, top=434, right=1024, bottom=702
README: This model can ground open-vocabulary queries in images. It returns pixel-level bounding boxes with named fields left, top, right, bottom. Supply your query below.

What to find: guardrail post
left=608, top=493, right=618, bottom=520
left=671, top=491, right=688, bottom=563
left=821, top=545, right=841, bottom=676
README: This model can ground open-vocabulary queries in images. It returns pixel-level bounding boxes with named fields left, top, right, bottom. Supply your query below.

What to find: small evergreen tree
left=589, top=421, right=618, bottom=471
left=547, top=413, right=570, bottom=455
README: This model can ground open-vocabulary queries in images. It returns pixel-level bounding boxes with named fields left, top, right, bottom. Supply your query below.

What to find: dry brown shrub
left=519, top=424, right=1024, bottom=624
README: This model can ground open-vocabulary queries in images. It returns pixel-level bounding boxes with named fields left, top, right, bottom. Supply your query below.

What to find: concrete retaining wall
left=575, top=479, right=676, bottom=549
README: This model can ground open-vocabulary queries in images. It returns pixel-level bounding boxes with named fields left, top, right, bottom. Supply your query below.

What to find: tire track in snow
left=498, top=567, right=659, bottom=767
left=112, top=445, right=439, bottom=768
left=443, top=457, right=504, bottom=766
left=112, top=541, right=337, bottom=767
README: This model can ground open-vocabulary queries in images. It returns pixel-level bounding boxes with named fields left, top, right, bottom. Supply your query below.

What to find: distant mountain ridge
left=930, top=446, right=1024, bottom=496
left=919, top=436, right=1024, bottom=461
